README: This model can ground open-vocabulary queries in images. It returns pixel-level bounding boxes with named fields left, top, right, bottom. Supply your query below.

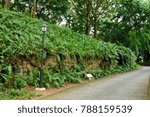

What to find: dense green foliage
left=1, top=0, right=150, bottom=62
left=0, top=0, right=69, bottom=23
left=0, top=10, right=136, bottom=63
left=67, top=0, right=150, bottom=61
left=0, top=10, right=138, bottom=99
left=0, top=88, right=35, bottom=99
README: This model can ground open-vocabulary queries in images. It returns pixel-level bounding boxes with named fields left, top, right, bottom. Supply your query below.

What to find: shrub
left=13, top=75, right=28, bottom=89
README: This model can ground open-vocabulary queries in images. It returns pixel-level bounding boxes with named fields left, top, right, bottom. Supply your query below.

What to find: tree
left=31, top=0, right=36, bottom=17
left=105, top=0, right=150, bottom=42
left=2, top=0, right=70, bottom=24
left=5, top=0, right=10, bottom=10
left=91, top=0, right=115, bottom=38
left=66, top=0, right=150, bottom=62
left=102, top=0, right=150, bottom=60
left=66, top=0, right=115, bottom=38
left=36, top=0, right=69, bottom=24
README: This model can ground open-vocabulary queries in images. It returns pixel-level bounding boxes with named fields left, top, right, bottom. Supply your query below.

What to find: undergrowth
left=0, top=88, right=35, bottom=100
left=0, top=9, right=138, bottom=99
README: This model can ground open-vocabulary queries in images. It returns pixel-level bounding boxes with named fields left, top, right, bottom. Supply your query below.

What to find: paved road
left=42, top=67, right=150, bottom=100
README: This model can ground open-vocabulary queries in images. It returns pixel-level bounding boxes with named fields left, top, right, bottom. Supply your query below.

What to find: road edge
left=34, top=67, right=142, bottom=100
left=148, top=77, right=150, bottom=99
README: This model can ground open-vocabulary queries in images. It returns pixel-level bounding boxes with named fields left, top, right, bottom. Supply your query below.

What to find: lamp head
left=42, top=23, right=47, bottom=32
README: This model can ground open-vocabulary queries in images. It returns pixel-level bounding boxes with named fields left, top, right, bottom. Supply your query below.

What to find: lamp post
left=36, top=24, right=47, bottom=91
left=104, top=41, right=107, bottom=69
left=104, top=42, right=107, bottom=58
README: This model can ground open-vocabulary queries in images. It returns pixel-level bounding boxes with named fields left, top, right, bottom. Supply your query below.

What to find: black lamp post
left=104, top=41, right=107, bottom=69
left=39, top=23, right=47, bottom=89
left=104, top=42, right=107, bottom=57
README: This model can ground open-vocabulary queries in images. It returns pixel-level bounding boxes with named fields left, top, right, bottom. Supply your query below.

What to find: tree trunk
left=85, top=0, right=91, bottom=35
left=5, top=0, right=10, bottom=10
left=31, top=0, right=37, bottom=17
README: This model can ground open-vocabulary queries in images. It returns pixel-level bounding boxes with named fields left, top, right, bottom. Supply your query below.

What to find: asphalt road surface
left=42, top=66, right=150, bottom=100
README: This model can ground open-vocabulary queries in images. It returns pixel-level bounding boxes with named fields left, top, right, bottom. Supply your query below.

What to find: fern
left=0, top=9, right=137, bottom=90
